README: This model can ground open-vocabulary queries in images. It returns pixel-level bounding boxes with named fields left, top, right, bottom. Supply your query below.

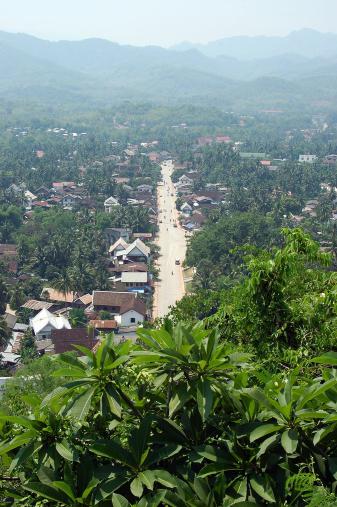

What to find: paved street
left=153, top=161, right=187, bottom=318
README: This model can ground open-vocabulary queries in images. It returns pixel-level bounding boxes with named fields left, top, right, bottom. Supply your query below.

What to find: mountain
left=172, top=29, right=337, bottom=60
left=0, top=30, right=337, bottom=112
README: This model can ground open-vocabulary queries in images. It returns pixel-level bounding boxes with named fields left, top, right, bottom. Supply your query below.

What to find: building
left=109, top=238, right=129, bottom=258
left=114, top=239, right=150, bottom=264
left=180, top=202, right=193, bottom=215
left=31, top=308, right=71, bottom=340
left=104, top=196, right=120, bottom=213
left=89, top=320, right=119, bottom=335
left=299, top=155, right=317, bottom=163
left=92, top=291, right=146, bottom=326
left=51, top=328, right=98, bottom=354
left=104, top=227, right=132, bottom=244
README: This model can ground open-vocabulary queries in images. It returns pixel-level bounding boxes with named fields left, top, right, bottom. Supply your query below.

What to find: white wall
left=115, top=310, right=144, bottom=327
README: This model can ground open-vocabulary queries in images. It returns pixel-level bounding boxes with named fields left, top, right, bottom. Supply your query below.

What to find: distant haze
left=1, top=0, right=337, bottom=47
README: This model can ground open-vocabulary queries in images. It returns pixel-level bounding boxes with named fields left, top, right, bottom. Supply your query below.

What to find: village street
left=153, top=161, right=187, bottom=318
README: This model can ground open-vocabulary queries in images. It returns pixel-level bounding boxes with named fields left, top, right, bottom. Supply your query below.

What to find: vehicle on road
left=175, top=258, right=180, bottom=265
left=173, top=223, right=177, bottom=228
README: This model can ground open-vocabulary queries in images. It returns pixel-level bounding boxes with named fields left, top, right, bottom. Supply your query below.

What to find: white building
left=31, top=309, right=71, bottom=340
left=299, top=155, right=318, bottom=163
left=104, top=196, right=120, bottom=213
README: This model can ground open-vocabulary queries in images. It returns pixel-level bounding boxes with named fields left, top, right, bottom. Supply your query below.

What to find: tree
left=9, top=285, right=25, bottom=311
left=0, top=317, right=10, bottom=349
left=2, top=331, right=337, bottom=505
left=0, top=277, right=7, bottom=315
left=69, top=308, right=87, bottom=328
left=18, top=328, right=38, bottom=364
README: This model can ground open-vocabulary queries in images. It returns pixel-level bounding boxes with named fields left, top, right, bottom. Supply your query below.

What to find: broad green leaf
left=67, top=386, right=96, bottom=420
left=130, top=477, right=143, bottom=498
left=23, top=482, right=71, bottom=504
left=312, top=352, right=337, bottom=365
left=281, top=429, right=298, bottom=454
left=112, top=493, right=131, bottom=507
left=195, top=445, right=229, bottom=463
left=139, top=470, right=155, bottom=490
left=58, top=353, right=87, bottom=370
left=250, top=474, right=275, bottom=503
left=328, top=458, right=337, bottom=480
left=250, top=424, right=283, bottom=442
left=105, top=383, right=122, bottom=418
left=297, top=379, right=337, bottom=410
left=52, top=367, right=87, bottom=378
left=198, top=462, right=239, bottom=477
left=169, top=385, right=191, bottom=416
left=95, top=476, right=129, bottom=502
left=152, top=470, right=178, bottom=488
left=146, top=443, right=181, bottom=467
left=0, top=415, right=43, bottom=431
left=256, top=433, right=279, bottom=458
left=196, top=378, right=213, bottom=422
left=52, top=481, right=76, bottom=501
left=56, top=440, right=77, bottom=462
left=0, top=432, right=36, bottom=455
left=129, top=416, right=152, bottom=466
left=90, top=440, right=136, bottom=468
left=8, top=441, right=37, bottom=472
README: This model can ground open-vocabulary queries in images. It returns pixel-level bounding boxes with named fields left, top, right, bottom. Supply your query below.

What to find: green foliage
left=1, top=327, right=337, bottom=505
left=19, top=328, right=38, bottom=364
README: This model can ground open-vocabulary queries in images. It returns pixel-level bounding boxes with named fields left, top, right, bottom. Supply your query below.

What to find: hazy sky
left=1, top=0, right=336, bottom=46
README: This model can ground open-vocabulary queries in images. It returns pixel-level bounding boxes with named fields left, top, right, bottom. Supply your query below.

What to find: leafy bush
left=1, top=327, right=337, bottom=505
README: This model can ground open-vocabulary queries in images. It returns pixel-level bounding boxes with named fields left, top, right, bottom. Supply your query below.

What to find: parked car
left=175, top=258, right=180, bottom=265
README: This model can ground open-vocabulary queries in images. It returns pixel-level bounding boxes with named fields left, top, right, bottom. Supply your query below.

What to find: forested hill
left=1, top=30, right=337, bottom=111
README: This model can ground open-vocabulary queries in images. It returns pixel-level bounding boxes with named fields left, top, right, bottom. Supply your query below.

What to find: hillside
left=0, top=30, right=337, bottom=111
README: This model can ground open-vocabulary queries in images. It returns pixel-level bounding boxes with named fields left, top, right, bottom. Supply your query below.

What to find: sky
left=1, top=0, right=336, bottom=47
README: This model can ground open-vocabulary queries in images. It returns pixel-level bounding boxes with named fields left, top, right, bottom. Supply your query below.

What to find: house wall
left=35, top=324, right=54, bottom=340
left=115, top=310, right=144, bottom=327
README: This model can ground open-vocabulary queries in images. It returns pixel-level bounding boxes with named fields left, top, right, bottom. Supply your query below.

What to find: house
left=299, top=155, right=317, bottom=163
left=92, top=291, right=146, bottom=326
left=180, top=202, right=193, bottom=215
left=89, top=320, right=119, bottom=335
left=147, top=152, right=160, bottom=162
left=116, top=239, right=150, bottom=263
left=177, top=174, right=194, bottom=186
left=133, top=232, right=153, bottom=241
left=51, top=328, right=98, bottom=354
left=109, top=238, right=129, bottom=258
left=0, top=244, right=18, bottom=274
left=104, top=196, right=120, bottom=213
left=197, top=136, right=213, bottom=146
left=61, top=194, right=83, bottom=207
left=31, top=308, right=71, bottom=340
left=52, top=182, right=76, bottom=193
left=104, top=228, right=132, bottom=244
left=24, top=190, right=37, bottom=207
left=73, top=294, right=93, bottom=308
left=216, top=136, right=232, bottom=144
left=324, top=154, right=337, bottom=165
left=137, top=184, right=153, bottom=193
left=32, top=200, right=51, bottom=209
left=21, top=299, right=58, bottom=314
left=110, top=271, right=150, bottom=293
left=240, top=152, right=267, bottom=160
left=108, top=262, right=148, bottom=277
left=41, top=288, right=75, bottom=305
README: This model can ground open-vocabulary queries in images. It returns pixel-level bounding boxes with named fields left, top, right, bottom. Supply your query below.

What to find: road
left=153, top=160, right=187, bottom=319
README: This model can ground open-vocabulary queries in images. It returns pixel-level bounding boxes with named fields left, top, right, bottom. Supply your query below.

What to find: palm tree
left=50, top=269, right=75, bottom=305
left=0, top=317, right=11, bottom=350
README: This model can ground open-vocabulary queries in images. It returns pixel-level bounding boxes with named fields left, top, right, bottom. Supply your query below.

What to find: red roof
left=51, top=328, right=97, bottom=354
left=89, top=320, right=118, bottom=330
